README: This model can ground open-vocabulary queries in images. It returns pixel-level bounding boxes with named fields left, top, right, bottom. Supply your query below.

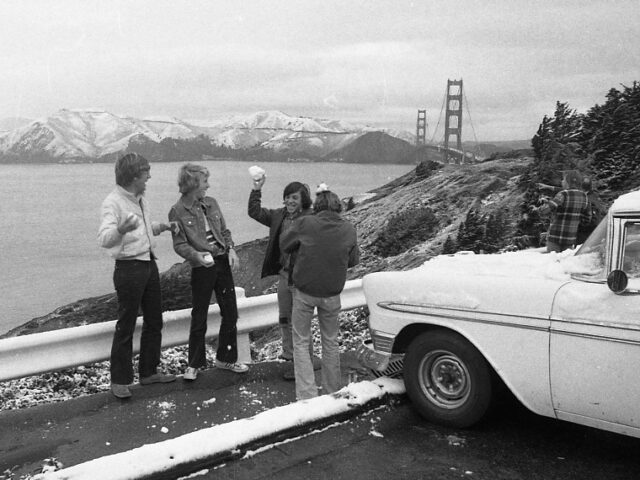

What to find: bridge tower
left=416, top=109, right=427, bottom=146
left=443, top=79, right=463, bottom=164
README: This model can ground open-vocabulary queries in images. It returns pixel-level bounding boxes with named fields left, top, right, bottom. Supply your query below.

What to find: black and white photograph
left=1, top=1, right=639, bottom=479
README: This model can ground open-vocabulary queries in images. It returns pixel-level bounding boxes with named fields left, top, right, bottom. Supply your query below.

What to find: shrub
left=372, top=207, right=438, bottom=257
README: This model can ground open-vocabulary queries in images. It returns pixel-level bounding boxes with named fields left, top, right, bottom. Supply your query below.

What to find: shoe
left=215, top=359, right=249, bottom=373
left=140, top=373, right=177, bottom=385
left=111, top=383, right=132, bottom=399
left=183, top=367, right=198, bottom=381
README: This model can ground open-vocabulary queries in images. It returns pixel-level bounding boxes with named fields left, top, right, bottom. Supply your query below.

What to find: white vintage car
left=358, top=189, right=640, bottom=437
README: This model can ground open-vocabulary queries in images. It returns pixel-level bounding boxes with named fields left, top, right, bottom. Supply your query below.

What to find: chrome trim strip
left=375, top=301, right=640, bottom=346
left=550, top=328, right=640, bottom=346
left=550, top=316, right=640, bottom=333
left=377, top=301, right=549, bottom=332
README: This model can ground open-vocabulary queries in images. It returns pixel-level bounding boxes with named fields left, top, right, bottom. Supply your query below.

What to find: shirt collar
left=116, top=185, right=143, bottom=202
left=180, top=195, right=204, bottom=211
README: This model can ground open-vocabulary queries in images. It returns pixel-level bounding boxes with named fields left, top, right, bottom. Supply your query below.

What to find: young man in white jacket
left=98, top=153, right=176, bottom=399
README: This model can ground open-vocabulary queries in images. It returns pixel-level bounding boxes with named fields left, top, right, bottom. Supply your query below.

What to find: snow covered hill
left=0, top=109, right=414, bottom=162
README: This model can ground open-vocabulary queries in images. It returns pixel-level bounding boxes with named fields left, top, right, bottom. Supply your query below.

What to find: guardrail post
left=237, top=333, right=252, bottom=364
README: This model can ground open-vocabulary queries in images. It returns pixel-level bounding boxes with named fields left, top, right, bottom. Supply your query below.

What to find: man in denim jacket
left=169, top=163, right=248, bottom=381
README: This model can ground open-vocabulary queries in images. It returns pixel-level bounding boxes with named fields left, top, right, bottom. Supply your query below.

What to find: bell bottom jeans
left=291, top=288, right=342, bottom=400
left=277, top=270, right=313, bottom=360
left=189, top=254, right=239, bottom=368
left=111, top=259, right=163, bottom=385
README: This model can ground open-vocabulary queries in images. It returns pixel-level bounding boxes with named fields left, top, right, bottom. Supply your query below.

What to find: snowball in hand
left=248, top=165, right=265, bottom=181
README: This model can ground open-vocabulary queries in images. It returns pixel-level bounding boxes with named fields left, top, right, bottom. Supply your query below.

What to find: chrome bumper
left=356, top=340, right=405, bottom=378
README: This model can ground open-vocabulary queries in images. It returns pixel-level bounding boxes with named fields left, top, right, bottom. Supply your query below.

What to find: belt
left=115, top=258, right=153, bottom=265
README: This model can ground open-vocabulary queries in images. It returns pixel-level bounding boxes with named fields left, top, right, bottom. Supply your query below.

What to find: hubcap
left=418, top=349, right=471, bottom=409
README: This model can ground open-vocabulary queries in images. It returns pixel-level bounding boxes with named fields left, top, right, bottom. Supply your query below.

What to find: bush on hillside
left=457, top=206, right=508, bottom=254
left=372, top=207, right=438, bottom=257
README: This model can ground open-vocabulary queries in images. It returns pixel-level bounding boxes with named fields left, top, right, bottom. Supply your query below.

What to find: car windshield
left=572, top=217, right=608, bottom=281
left=622, top=223, right=640, bottom=281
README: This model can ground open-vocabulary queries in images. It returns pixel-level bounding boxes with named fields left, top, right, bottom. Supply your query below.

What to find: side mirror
left=607, top=270, right=628, bottom=294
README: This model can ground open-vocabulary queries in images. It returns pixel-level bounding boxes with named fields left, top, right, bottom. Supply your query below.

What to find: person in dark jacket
left=280, top=188, right=359, bottom=400
left=169, top=163, right=248, bottom=381
left=248, top=175, right=315, bottom=378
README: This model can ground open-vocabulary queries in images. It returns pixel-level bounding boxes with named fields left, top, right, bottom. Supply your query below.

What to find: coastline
left=1, top=238, right=273, bottom=339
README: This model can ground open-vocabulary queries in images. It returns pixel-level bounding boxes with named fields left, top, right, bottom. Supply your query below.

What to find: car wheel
left=404, top=331, right=493, bottom=428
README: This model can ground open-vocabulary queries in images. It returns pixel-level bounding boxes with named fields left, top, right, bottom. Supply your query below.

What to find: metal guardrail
left=0, top=280, right=365, bottom=383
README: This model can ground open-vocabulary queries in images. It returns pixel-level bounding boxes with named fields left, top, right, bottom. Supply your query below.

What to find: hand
left=228, top=248, right=240, bottom=272
left=252, top=175, right=266, bottom=190
left=168, top=221, right=180, bottom=234
left=157, top=222, right=174, bottom=234
left=196, top=251, right=214, bottom=268
left=118, top=213, right=139, bottom=234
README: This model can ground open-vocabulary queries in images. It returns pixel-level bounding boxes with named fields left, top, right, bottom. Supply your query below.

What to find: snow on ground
left=0, top=309, right=370, bottom=412
left=34, top=378, right=405, bottom=480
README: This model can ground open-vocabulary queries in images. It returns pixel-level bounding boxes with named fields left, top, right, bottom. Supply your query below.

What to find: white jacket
left=98, top=186, right=163, bottom=261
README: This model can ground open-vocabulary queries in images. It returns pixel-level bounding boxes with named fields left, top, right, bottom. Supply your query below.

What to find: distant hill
left=467, top=140, right=531, bottom=154
left=0, top=109, right=416, bottom=164
left=324, top=131, right=416, bottom=164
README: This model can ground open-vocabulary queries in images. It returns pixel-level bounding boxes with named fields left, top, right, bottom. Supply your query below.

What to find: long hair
left=115, top=153, right=150, bottom=187
left=283, top=181, right=312, bottom=210
left=178, top=163, right=209, bottom=194
left=314, top=191, right=342, bottom=213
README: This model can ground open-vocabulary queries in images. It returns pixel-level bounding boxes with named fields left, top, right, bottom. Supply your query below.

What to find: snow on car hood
left=419, top=247, right=585, bottom=281
left=363, top=248, right=589, bottom=316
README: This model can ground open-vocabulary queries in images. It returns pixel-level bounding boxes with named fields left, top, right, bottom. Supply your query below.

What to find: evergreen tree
left=482, top=210, right=506, bottom=253
left=441, top=235, right=456, bottom=254
left=457, top=207, right=484, bottom=253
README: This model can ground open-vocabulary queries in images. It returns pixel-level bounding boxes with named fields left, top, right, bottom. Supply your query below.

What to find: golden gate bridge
left=415, top=78, right=484, bottom=164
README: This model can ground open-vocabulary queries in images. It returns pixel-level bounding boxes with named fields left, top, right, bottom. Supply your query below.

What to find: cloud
left=1, top=0, right=639, bottom=141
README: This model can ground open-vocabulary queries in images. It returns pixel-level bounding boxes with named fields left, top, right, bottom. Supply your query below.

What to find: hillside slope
left=3, top=156, right=532, bottom=337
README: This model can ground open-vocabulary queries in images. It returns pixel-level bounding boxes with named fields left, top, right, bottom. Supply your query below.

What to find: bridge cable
left=463, top=90, right=481, bottom=153
left=429, top=86, right=448, bottom=145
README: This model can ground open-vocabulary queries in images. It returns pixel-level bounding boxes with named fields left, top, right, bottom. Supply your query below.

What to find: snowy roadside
left=0, top=308, right=370, bottom=411
left=32, top=378, right=406, bottom=480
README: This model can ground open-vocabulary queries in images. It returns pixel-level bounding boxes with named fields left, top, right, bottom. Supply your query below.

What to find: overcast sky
left=1, top=0, right=638, bottom=141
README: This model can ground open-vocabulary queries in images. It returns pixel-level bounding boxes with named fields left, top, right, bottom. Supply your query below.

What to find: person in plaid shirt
left=537, top=170, right=591, bottom=252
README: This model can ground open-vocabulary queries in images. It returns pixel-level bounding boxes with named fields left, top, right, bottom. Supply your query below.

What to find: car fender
left=363, top=265, right=568, bottom=419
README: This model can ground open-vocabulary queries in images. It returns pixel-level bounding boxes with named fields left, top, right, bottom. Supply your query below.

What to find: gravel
left=0, top=307, right=370, bottom=412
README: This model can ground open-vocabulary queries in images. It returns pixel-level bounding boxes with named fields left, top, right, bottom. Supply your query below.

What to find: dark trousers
left=111, top=259, right=163, bottom=384
left=189, top=254, right=239, bottom=367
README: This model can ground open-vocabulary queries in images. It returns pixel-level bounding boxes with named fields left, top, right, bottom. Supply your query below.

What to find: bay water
left=0, top=161, right=412, bottom=335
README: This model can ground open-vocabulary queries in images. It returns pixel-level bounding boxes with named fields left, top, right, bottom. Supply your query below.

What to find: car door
left=550, top=273, right=640, bottom=431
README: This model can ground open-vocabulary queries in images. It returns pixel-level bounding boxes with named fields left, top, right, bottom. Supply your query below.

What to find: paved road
left=3, top=356, right=640, bottom=480
left=204, top=396, right=640, bottom=480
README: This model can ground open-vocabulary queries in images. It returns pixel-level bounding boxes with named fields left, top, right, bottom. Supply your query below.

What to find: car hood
left=363, top=248, right=586, bottom=318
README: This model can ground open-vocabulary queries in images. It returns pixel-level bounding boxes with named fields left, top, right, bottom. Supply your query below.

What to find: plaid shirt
left=544, top=189, right=591, bottom=248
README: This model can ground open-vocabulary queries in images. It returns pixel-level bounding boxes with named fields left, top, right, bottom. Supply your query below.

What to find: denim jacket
left=168, top=195, right=234, bottom=267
